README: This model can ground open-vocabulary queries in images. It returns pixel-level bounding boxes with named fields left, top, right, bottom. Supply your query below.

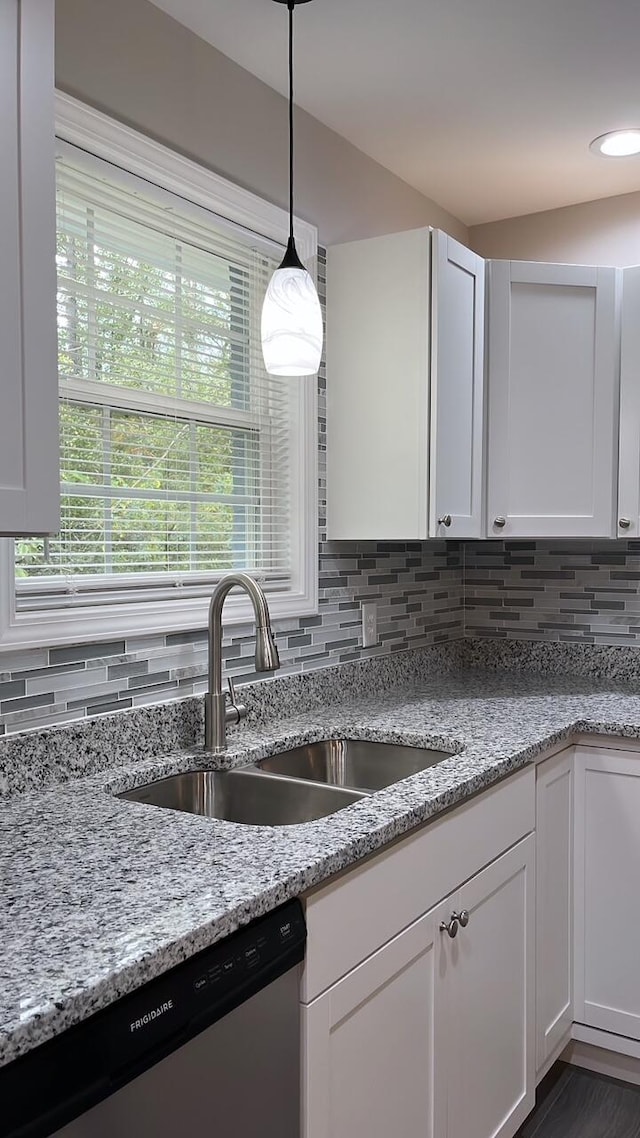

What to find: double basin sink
left=119, top=739, right=453, bottom=827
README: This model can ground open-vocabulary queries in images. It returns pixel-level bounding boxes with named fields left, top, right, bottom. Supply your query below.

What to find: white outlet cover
left=362, top=602, right=378, bottom=648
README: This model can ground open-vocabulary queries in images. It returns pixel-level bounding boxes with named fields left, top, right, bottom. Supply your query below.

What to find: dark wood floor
left=518, top=1065, right=640, bottom=1138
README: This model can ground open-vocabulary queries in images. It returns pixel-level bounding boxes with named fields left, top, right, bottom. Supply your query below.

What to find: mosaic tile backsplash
left=15, top=527, right=640, bottom=738
left=5, top=530, right=640, bottom=735
left=464, top=540, right=640, bottom=646
left=0, top=537, right=463, bottom=735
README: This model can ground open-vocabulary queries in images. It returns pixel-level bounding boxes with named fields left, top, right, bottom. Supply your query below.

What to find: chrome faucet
left=205, top=572, right=280, bottom=752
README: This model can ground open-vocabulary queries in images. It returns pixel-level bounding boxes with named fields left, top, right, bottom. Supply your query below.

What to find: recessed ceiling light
left=590, top=130, right=640, bottom=157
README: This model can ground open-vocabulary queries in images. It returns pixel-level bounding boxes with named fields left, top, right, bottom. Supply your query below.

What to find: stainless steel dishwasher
left=1, top=900, right=305, bottom=1138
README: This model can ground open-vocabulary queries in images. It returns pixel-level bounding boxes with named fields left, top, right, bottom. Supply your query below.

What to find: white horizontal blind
left=16, top=149, right=294, bottom=610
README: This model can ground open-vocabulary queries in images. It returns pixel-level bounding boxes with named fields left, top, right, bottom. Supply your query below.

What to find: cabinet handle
left=493, top=517, right=506, bottom=528
left=439, top=917, right=459, bottom=939
left=619, top=518, right=632, bottom=530
left=452, top=909, right=470, bottom=927
left=438, top=514, right=452, bottom=527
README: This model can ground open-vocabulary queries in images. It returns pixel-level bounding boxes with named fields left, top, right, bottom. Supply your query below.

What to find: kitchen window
left=0, top=95, right=317, bottom=649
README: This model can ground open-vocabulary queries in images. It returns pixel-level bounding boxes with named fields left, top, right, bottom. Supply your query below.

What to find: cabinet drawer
left=302, top=765, right=534, bottom=1002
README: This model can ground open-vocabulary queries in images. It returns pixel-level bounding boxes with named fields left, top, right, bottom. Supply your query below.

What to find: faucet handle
left=224, top=676, right=246, bottom=727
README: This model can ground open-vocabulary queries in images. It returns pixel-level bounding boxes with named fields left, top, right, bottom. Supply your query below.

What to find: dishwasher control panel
left=106, top=899, right=306, bottom=1072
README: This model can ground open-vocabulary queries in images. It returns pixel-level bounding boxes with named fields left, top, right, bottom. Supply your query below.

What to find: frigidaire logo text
left=129, top=999, right=174, bottom=1033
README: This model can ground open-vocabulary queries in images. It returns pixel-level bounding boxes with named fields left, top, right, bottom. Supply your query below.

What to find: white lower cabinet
left=301, top=822, right=535, bottom=1138
left=574, top=745, right=640, bottom=1041
left=301, top=899, right=447, bottom=1138
left=445, top=837, right=535, bottom=1138
left=301, top=738, right=640, bottom=1138
left=535, top=751, right=573, bottom=1073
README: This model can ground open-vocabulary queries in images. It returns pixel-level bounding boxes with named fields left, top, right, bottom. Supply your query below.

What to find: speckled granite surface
left=4, top=662, right=640, bottom=1070
left=461, top=637, right=640, bottom=681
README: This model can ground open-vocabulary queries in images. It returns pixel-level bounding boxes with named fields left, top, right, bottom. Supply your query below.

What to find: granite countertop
left=4, top=666, right=640, bottom=1069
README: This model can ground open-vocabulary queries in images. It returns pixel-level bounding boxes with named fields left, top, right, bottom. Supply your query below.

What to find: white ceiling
left=149, top=0, right=640, bottom=226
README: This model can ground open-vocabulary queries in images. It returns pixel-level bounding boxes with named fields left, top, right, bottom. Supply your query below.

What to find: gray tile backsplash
left=464, top=540, right=640, bottom=646
left=6, top=528, right=640, bottom=734
left=0, top=536, right=464, bottom=734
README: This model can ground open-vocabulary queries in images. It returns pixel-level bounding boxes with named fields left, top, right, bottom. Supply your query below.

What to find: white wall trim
left=54, top=92, right=318, bottom=267
left=0, top=93, right=319, bottom=650
left=571, top=1022, right=640, bottom=1060
left=564, top=1036, right=640, bottom=1087
left=0, top=556, right=318, bottom=648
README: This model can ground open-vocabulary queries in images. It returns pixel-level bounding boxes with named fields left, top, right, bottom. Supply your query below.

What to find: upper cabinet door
left=0, top=0, right=58, bottom=536
left=326, top=228, right=486, bottom=541
left=327, top=228, right=431, bottom=540
left=486, top=261, right=620, bottom=539
left=430, top=232, right=485, bottom=539
left=617, top=266, right=640, bottom=537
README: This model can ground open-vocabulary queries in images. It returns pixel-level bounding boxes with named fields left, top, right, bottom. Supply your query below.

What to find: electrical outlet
left=361, top=602, right=378, bottom=648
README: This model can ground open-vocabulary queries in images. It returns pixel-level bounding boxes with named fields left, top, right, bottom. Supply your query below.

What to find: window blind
left=16, top=149, right=294, bottom=611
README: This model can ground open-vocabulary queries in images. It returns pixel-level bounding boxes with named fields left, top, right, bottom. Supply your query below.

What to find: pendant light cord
left=276, top=0, right=304, bottom=271
left=288, top=0, right=295, bottom=242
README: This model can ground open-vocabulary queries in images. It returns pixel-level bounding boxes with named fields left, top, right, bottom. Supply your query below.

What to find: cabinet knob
left=452, top=909, right=470, bottom=928
left=619, top=518, right=632, bottom=530
left=439, top=917, right=459, bottom=939
left=438, top=514, right=452, bottom=528
left=493, top=517, right=506, bottom=528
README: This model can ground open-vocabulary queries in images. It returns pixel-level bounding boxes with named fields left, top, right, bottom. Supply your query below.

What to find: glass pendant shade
left=261, top=259, right=323, bottom=376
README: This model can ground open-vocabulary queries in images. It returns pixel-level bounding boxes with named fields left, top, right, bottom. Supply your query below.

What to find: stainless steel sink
left=118, top=767, right=366, bottom=826
left=118, top=739, right=452, bottom=826
left=256, top=738, right=452, bottom=792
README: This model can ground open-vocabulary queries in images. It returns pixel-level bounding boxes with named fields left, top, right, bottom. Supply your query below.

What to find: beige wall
left=470, top=190, right=640, bottom=267
left=55, top=0, right=466, bottom=248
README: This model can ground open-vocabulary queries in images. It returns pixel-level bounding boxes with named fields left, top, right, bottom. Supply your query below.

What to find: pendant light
left=261, top=0, right=323, bottom=377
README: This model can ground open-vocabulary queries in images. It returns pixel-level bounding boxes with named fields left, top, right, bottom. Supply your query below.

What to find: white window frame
left=0, top=92, right=318, bottom=649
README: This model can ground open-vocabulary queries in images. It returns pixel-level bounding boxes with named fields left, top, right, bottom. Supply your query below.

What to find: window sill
left=0, top=584, right=318, bottom=651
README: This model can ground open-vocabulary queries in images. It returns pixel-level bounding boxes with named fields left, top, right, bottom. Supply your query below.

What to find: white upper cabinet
left=0, top=0, right=58, bottom=536
left=486, top=261, right=620, bottom=539
left=326, top=228, right=485, bottom=541
left=617, top=266, right=640, bottom=536
left=430, top=232, right=485, bottom=538
left=327, top=228, right=430, bottom=541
